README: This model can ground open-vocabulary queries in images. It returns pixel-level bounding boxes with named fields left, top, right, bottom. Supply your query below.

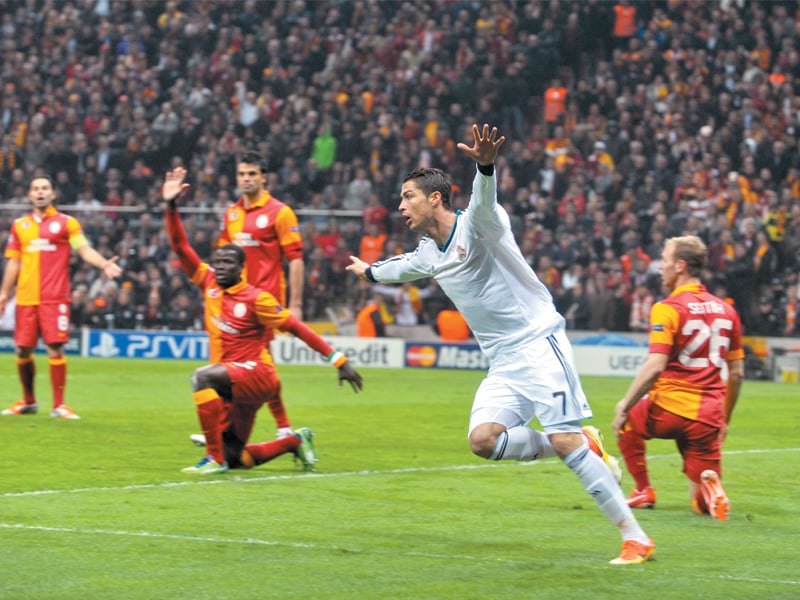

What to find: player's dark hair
left=403, top=168, right=453, bottom=209
left=669, top=235, right=707, bottom=277
left=239, top=151, right=266, bottom=173
left=219, top=243, right=246, bottom=266
left=27, top=173, right=56, bottom=190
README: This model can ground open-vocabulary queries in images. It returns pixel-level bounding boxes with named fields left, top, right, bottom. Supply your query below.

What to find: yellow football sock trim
left=193, top=388, right=221, bottom=406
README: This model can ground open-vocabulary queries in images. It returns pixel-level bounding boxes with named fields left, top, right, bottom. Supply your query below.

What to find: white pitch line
left=1, top=522, right=798, bottom=586
left=0, top=522, right=524, bottom=566
left=2, top=447, right=799, bottom=499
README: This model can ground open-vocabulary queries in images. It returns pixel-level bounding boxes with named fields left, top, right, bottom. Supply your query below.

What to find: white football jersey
left=370, top=168, right=563, bottom=361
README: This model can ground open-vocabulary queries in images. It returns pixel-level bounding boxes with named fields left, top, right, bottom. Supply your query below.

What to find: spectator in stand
left=165, top=290, right=196, bottom=331
left=629, top=283, right=655, bottom=333
left=140, top=292, right=165, bottom=331
left=560, top=281, right=592, bottom=331
left=113, top=284, right=138, bottom=330
left=543, top=79, right=568, bottom=136
left=356, top=294, right=387, bottom=338
left=5, top=0, right=800, bottom=344
left=750, top=294, right=783, bottom=337
left=314, top=218, right=342, bottom=260
left=373, top=282, right=434, bottom=327
left=362, top=194, right=388, bottom=233
left=725, top=241, right=756, bottom=332
left=434, top=301, right=471, bottom=342
left=359, top=222, right=387, bottom=266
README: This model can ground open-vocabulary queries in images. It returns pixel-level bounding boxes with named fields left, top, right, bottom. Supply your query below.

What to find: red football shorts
left=626, top=395, right=722, bottom=483
left=15, top=302, right=71, bottom=347
left=221, top=360, right=280, bottom=444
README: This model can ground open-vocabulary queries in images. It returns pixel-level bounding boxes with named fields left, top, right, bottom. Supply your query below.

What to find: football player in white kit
left=347, top=124, right=655, bottom=564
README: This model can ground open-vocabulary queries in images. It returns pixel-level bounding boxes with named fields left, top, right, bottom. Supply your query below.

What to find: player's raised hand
left=162, top=167, right=191, bottom=204
left=456, top=124, right=505, bottom=166
left=337, top=361, right=364, bottom=392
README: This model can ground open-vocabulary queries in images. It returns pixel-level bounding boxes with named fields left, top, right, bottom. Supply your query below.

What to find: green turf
left=1, top=358, right=798, bottom=599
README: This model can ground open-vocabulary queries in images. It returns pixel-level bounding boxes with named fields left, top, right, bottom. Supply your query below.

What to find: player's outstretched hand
left=456, top=123, right=505, bottom=166
left=338, top=361, right=363, bottom=392
left=103, top=256, right=123, bottom=279
left=162, top=167, right=191, bottom=205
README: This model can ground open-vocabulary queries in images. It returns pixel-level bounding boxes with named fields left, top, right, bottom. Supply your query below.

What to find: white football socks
left=489, top=427, right=558, bottom=461
left=564, top=442, right=649, bottom=542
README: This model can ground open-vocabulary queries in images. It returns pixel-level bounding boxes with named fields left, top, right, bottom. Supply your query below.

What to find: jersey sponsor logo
left=256, top=214, right=269, bottom=228
left=406, top=345, right=437, bottom=367
left=456, top=245, right=467, bottom=261
left=28, top=238, right=57, bottom=252
left=651, top=324, right=664, bottom=331
left=232, top=232, right=259, bottom=247
left=210, top=315, right=242, bottom=335
left=207, top=288, right=220, bottom=299
left=229, top=209, right=241, bottom=221
left=233, top=302, right=247, bottom=318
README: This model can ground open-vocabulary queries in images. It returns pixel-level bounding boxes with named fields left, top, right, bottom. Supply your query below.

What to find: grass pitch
left=1, top=358, right=798, bottom=599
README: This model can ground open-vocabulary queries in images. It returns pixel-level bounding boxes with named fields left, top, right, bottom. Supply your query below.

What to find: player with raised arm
left=191, top=151, right=305, bottom=446
left=347, top=124, right=654, bottom=565
left=1, top=174, right=122, bottom=419
left=214, top=151, right=304, bottom=437
left=612, top=235, right=744, bottom=520
left=163, top=168, right=362, bottom=473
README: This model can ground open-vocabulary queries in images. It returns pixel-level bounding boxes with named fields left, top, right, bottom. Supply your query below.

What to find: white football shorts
left=468, top=328, right=593, bottom=436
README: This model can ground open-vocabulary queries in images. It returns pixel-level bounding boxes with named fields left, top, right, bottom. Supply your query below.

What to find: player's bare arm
left=76, top=245, right=122, bottom=279
left=0, top=257, right=21, bottom=314
left=456, top=123, right=506, bottom=165
left=612, top=352, right=668, bottom=435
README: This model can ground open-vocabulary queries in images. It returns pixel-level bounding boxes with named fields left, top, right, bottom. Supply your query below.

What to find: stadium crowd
left=2, top=0, right=800, bottom=338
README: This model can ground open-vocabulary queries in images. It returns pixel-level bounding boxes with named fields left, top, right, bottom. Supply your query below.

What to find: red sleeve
left=165, top=210, right=202, bottom=277
left=278, top=314, right=334, bottom=357
left=218, top=210, right=232, bottom=246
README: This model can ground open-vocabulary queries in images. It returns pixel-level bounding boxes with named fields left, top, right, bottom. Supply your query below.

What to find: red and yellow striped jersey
left=4, top=206, right=86, bottom=305
left=190, top=262, right=292, bottom=365
left=219, top=191, right=303, bottom=305
left=168, top=208, right=334, bottom=365
left=648, top=284, right=744, bottom=427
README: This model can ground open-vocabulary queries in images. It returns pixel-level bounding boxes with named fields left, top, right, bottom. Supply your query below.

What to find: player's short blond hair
left=667, top=235, right=707, bottom=277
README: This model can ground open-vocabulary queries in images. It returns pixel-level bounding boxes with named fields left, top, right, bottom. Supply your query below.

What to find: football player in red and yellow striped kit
left=613, top=235, right=745, bottom=520
left=0, top=175, right=122, bottom=419
left=164, top=168, right=362, bottom=474
left=218, top=151, right=304, bottom=434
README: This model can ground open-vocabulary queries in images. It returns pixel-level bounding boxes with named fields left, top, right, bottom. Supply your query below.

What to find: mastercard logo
left=406, top=345, right=437, bottom=367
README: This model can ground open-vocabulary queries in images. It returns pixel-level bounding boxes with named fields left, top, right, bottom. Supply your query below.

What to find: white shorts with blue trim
left=468, top=328, right=592, bottom=436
